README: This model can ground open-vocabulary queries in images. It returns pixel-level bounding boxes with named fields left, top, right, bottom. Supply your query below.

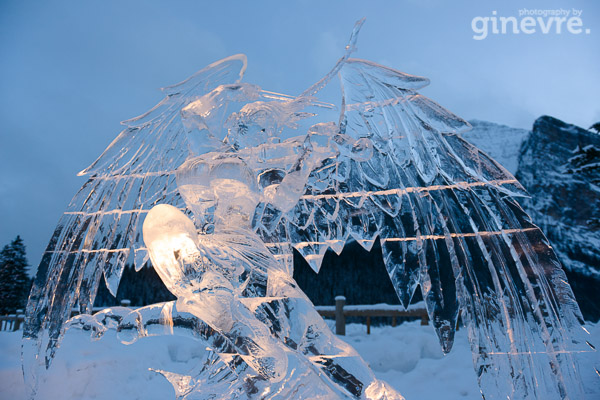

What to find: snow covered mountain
left=463, top=117, right=600, bottom=321
left=516, top=116, right=600, bottom=320
left=463, top=119, right=529, bottom=175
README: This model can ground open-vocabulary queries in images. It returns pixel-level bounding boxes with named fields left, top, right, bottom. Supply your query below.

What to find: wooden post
left=391, top=316, right=397, bottom=327
left=335, top=296, right=346, bottom=336
left=420, top=312, right=429, bottom=326
left=366, top=316, right=371, bottom=335
left=14, top=310, right=23, bottom=331
left=120, top=299, right=132, bottom=307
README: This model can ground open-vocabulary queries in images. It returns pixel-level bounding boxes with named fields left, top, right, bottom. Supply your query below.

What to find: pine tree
left=0, top=236, right=31, bottom=314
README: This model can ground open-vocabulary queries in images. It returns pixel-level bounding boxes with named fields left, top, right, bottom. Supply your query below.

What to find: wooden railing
left=315, top=296, right=429, bottom=335
left=2, top=299, right=430, bottom=336
left=0, top=312, right=25, bottom=332
left=0, top=300, right=133, bottom=332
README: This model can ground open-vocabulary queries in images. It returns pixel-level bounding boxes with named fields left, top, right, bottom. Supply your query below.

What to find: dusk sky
left=1, top=0, right=598, bottom=273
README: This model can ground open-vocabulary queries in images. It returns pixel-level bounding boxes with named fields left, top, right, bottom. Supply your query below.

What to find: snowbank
left=1, top=320, right=597, bottom=399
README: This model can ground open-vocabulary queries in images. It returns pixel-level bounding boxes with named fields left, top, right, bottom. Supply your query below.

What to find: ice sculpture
left=24, top=19, right=595, bottom=399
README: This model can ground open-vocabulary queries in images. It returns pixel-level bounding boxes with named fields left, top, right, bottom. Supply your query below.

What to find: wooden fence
left=315, top=296, right=429, bottom=335
left=0, top=300, right=133, bottom=332
left=0, top=313, right=24, bottom=332
left=1, top=299, right=430, bottom=336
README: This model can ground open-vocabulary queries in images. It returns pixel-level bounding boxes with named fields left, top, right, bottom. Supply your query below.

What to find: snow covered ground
left=1, top=320, right=598, bottom=399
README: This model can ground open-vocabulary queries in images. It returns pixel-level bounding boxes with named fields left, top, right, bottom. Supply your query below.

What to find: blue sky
left=0, top=0, right=598, bottom=272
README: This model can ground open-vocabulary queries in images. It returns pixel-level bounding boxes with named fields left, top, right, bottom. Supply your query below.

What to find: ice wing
left=254, top=59, right=590, bottom=399
left=23, top=55, right=247, bottom=377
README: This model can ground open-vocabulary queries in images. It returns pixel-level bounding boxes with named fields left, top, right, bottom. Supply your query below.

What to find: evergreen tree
left=0, top=236, right=31, bottom=314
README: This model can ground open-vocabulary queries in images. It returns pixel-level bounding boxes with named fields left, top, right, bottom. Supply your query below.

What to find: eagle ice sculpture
left=24, top=21, right=594, bottom=399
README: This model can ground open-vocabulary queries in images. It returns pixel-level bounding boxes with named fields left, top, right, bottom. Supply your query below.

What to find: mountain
left=516, top=116, right=600, bottom=320
left=463, top=117, right=600, bottom=321
left=463, top=119, right=529, bottom=175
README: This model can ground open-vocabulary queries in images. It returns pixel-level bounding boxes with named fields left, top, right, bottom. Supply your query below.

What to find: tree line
left=1, top=235, right=417, bottom=315
left=0, top=236, right=32, bottom=314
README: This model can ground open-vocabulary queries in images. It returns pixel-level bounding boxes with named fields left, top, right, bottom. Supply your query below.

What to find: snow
left=2, top=320, right=598, bottom=399
left=335, top=322, right=480, bottom=400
